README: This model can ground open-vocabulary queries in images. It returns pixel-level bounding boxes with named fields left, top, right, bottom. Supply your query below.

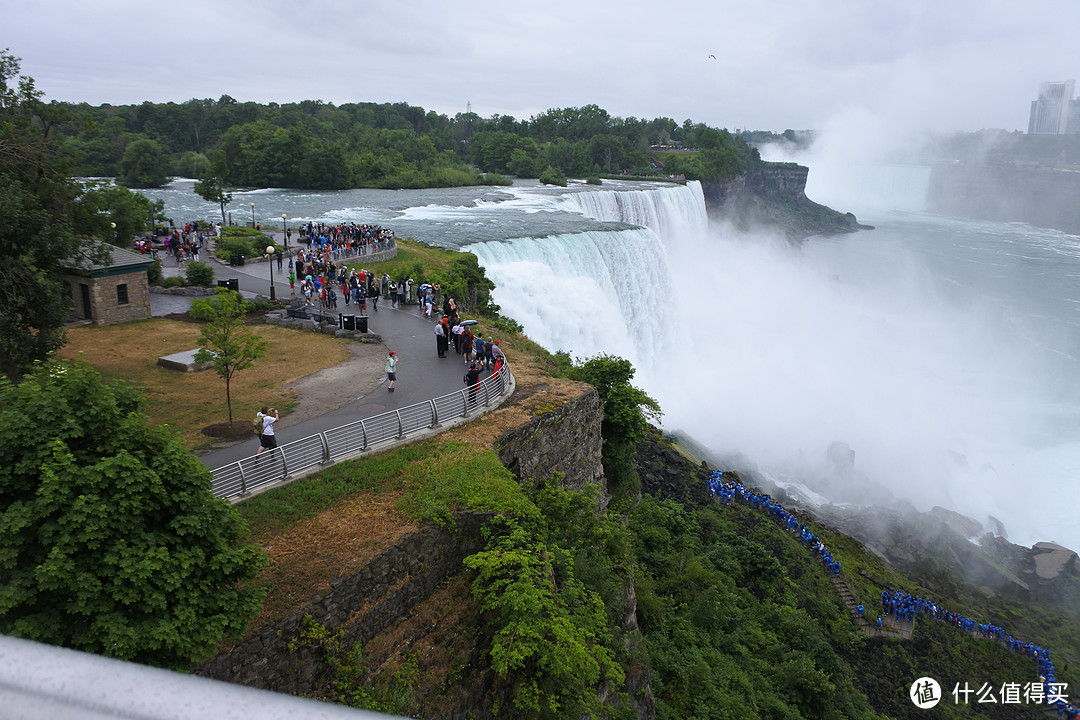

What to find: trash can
left=356, top=315, right=368, bottom=333
left=340, top=314, right=356, bottom=331
left=217, top=279, right=230, bottom=289
left=230, top=254, right=245, bottom=267
left=227, top=278, right=239, bottom=292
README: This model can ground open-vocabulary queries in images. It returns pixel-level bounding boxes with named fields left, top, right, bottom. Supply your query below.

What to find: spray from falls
left=468, top=180, right=1079, bottom=550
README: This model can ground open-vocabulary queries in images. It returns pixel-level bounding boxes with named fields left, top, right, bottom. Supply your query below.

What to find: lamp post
left=249, top=202, right=256, bottom=228
left=109, top=222, right=116, bottom=244
left=281, top=213, right=287, bottom=248
left=265, top=245, right=277, bottom=301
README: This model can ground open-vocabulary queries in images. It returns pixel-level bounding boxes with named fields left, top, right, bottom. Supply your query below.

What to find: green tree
left=173, top=150, right=210, bottom=179
left=558, top=353, right=661, bottom=491
left=0, top=49, right=106, bottom=380
left=193, top=153, right=232, bottom=225
left=190, top=288, right=268, bottom=424
left=73, top=180, right=163, bottom=246
left=118, top=137, right=169, bottom=187
left=0, top=359, right=266, bottom=669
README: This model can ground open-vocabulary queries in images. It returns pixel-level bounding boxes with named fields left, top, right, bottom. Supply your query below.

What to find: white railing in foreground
left=210, top=365, right=513, bottom=500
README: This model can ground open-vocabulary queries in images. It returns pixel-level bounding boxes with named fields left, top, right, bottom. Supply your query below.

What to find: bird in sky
left=708, top=54, right=716, bottom=59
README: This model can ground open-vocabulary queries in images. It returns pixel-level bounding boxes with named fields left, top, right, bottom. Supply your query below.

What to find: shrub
left=161, top=276, right=186, bottom=288
left=586, top=176, right=602, bottom=185
left=538, top=166, right=567, bottom=187
left=479, top=173, right=513, bottom=186
left=147, top=258, right=163, bottom=285
left=185, top=260, right=214, bottom=287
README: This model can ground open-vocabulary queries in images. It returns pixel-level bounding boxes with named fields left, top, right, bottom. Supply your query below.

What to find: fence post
left=460, top=389, right=469, bottom=417
left=395, top=409, right=404, bottom=438
left=359, top=419, right=368, bottom=450
left=319, top=432, right=331, bottom=463
left=429, top=399, right=439, bottom=428
left=236, top=461, right=247, bottom=497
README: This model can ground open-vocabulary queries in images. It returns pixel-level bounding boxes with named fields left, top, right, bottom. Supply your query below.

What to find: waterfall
left=562, top=180, right=709, bottom=239
left=469, top=228, right=681, bottom=374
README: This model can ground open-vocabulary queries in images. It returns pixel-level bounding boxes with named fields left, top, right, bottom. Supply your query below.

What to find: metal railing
left=210, top=364, right=513, bottom=500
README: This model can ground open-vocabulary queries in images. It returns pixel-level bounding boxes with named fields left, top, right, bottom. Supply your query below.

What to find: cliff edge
left=700, top=163, right=871, bottom=241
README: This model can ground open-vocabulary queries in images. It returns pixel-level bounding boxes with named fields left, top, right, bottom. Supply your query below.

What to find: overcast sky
left=6, top=0, right=1080, bottom=134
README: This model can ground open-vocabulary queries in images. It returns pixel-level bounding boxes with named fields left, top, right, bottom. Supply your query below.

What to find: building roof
left=64, top=240, right=154, bottom=276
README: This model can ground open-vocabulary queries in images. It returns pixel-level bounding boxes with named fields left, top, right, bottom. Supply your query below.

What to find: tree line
left=52, top=95, right=762, bottom=189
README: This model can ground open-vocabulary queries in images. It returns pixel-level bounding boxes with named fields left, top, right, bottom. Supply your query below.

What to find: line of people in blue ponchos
left=705, top=470, right=1077, bottom=718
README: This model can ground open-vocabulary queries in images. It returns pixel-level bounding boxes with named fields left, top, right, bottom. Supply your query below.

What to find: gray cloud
left=6, top=0, right=1080, bottom=131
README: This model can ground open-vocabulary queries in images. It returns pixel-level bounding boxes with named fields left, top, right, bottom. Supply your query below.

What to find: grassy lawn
left=58, top=318, right=350, bottom=451
left=342, top=236, right=458, bottom=277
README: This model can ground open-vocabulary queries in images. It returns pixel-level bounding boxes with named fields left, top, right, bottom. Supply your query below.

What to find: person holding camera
left=256, top=406, right=279, bottom=455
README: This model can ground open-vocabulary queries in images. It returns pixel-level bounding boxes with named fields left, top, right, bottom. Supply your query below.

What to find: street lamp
left=249, top=202, right=256, bottom=228
left=265, top=244, right=277, bottom=301
left=281, top=213, right=287, bottom=248
left=109, top=222, right=116, bottom=244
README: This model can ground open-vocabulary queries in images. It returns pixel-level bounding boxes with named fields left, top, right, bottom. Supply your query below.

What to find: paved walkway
left=159, top=240, right=493, bottom=472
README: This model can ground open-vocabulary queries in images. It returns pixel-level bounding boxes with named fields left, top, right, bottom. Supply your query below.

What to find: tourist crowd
left=705, top=470, right=1077, bottom=718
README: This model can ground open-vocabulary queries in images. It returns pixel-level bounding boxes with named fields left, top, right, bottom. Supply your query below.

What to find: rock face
left=196, top=512, right=493, bottom=694
left=496, top=388, right=607, bottom=509
left=198, top=384, right=654, bottom=718
left=700, top=164, right=870, bottom=241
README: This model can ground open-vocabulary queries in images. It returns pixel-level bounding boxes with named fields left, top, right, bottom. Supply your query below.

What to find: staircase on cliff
left=831, top=575, right=914, bottom=640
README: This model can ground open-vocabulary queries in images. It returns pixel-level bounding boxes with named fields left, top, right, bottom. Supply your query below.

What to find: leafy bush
left=220, top=225, right=271, bottom=239
left=0, top=359, right=266, bottom=669
left=161, top=276, right=186, bottom=288
left=586, top=176, right=602, bottom=185
left=538, top=166, right=567, bottom=187
left=147, top=258, right=163, bottom=285
left=214, top=236, right=279, bottom=261
left=479, top=173, right=513, bottom=186
left=185, top=260, right=214, bottom=286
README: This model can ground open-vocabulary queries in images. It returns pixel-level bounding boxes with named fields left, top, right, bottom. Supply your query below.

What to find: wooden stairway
left=831, top=575, right=914, bottom=640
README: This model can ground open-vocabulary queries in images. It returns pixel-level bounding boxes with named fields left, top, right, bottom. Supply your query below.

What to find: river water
left=141, top=175, right=1080, bottom=550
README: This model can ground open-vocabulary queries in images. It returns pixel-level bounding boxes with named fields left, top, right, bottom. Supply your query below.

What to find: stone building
left=63, top=241, right=154, bottom=325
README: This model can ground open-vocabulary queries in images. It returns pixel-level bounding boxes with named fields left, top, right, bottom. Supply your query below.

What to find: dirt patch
left=201, top=422, right=256, bottom=440
left=275, top=340, right=388, bottom=430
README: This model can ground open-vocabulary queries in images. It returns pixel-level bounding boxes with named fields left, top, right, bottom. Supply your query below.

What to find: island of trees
left=52, top=95, right=762, bottom=190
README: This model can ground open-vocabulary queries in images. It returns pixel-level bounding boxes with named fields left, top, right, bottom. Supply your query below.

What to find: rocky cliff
left=198, top=380, right=653, bottom=719
left=700, top=163, right=870, bottom=241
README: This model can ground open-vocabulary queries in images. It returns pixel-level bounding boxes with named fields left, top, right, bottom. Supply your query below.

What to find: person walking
left=434, top=321, right=447, bottom=358
left=385, top=350, right=398, bottom=392
left=465, top=360, right=482, bottom=404
left=256, top=406, right=279, bottom=456
left=462, top=326, right=474, bottom=366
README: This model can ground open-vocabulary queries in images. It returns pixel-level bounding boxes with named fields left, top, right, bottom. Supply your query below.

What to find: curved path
left=190, top=247, right=490, bottom=471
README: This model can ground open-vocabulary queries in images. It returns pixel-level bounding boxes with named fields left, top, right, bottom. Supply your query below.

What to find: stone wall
left=64, top=271, right=152, bottom=325
left=495, top=387, right=608, bottom=508
left=196, top=512, right=492, bottom=694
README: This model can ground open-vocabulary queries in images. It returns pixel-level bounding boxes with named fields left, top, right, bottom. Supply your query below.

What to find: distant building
left=63, top=241, right=154, bottom=325
left=1028, top=80, right=1077, bottom=134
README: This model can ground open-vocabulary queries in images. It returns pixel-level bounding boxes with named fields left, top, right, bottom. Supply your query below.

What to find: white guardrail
left=210, top=365, right=514, bottom=500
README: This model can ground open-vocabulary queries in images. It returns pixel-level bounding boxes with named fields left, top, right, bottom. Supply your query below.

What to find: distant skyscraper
left=1028, top=80, right=1076, bottom=134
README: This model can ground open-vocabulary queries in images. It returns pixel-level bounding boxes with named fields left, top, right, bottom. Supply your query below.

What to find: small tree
left=190, top=288, right=267, bottom=424
left=0, top=359, right=266, bottom=669
left=193, top=153, right=232, bottom=225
